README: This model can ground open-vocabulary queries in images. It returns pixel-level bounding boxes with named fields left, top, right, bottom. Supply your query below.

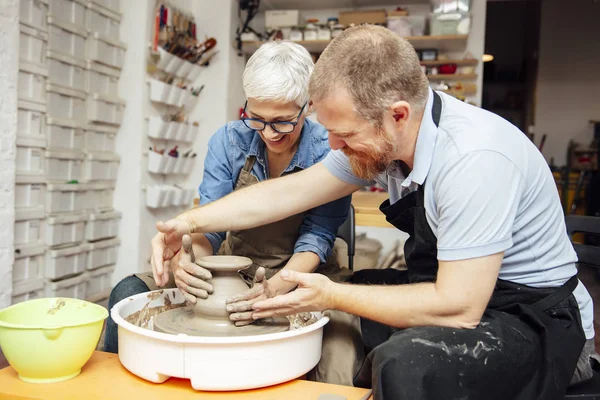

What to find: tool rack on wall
left=14, top=0, right=126, bottom=305
left=143, top=2, right=217, bottom=209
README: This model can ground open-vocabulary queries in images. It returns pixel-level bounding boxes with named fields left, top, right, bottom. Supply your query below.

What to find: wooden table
left=0, top=351, right=372, bottom=400
left=351, top=192, right=391, bottom=228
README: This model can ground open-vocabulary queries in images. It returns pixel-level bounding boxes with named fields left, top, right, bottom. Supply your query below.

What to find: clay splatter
left=287, top=312, right=318, bottom=330
left=47, top=299, right=66, bottom=315
left=146, top=290, right=164, bottom=301
left=412, top=338, right=496, bottom=359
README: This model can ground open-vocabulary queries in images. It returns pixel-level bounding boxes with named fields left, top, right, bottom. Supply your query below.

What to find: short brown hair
left=309, top=25, right=429, bottom=126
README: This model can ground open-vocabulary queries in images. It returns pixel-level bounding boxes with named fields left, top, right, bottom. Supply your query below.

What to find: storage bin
left=46, top=183, right=87, bottom=215
left=46, top=212, right=87, bottom=247
left=46, top=83, right=86, bottom=121
left=175, top=123, right=190, bottom=141
left=84, top=124, right=117, bottom=152
left=86, top=61, right=120, bottom=97
left=82, top=152, right=120, bottom=182
left=86, top=211, right=121, bottom=241
left=164, top=121, right=179, bottom=140
left=147, top=151, right=167, bottom=174
left=49, top=0, right=87, bottom=28
left=18, top=61, right=47, bottom=104
left=155, top=47, right=182, bottom=75
left=13, top=243, right=45, bottom=284
left=87, top=32, right=126, bottom=69
left=87, top=93, right=125, bottom=125
left=163, top=155, right=177, bottom=174
left=86, top=264, right=114, bottom=301
left=170, top=187, right=184, bottom=206
left=46, top=49, right=86, bottom=91
left=146, top=185, right=167, bottom=208
left=84, top=181, right=115, bottom=211
left=147, top=116, right=168, bottom=140
left=44, top=273, right=87, bottom=300
left=17, top=100, right=46, bottom=147
left=430, top=12, right=471, bottom=36
left=20, top=0, right=49, bottom=31
left=172, top=156, right=185, bottom=174
left=16, top=145, right=45, bottom=178
left=46, top=117, right=85, bottom=150
left=186, top=123, right=199, bottom=143
left=163, top=186, right=176, bottom=208
left=45, top=243, right=91, bottom=280
left=47, top=16, right=87, bottom=59
left=91, top=0, right=120, bottom=13
left=45, top=149, right=84, bottom=182
left=87, top=2, right=120, bottom=40
left=15, top=175, right=46, bottom=216
left=19, top=24, right=48, bottom=65
left=14, top=209, right=45, bottom=247
left=12, top=278, right=44, bottom=305
left=87, top=238, right=119, bottom=270
left=148, top=79, right=169, bottom=104
left=181, top=187, right=196, bottom=206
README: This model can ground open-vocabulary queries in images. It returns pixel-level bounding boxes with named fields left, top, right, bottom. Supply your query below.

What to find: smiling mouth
left=267, top=136, right=284, bottom=142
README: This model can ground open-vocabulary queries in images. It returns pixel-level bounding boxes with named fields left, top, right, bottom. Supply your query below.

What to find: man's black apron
left=352, top=91, right=586, bottom=399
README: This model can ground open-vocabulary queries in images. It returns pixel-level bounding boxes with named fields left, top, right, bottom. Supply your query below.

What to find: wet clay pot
left=153, top=255, right=289, bottom=337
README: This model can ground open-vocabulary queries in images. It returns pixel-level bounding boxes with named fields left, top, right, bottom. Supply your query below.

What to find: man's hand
left=251, top=270, right=335, bottom=319
left=151, top=217, right=192, bottom=286
left=174, top=235, right=214, bottom=304
left=225, top=267, right=275, bottom=326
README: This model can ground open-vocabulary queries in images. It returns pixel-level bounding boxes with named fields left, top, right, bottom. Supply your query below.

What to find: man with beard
left=151, top=25, right=596, bottom=399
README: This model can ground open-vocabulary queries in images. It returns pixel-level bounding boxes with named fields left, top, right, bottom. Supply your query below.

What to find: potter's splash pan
left=111, top=288, right=329, bottom=391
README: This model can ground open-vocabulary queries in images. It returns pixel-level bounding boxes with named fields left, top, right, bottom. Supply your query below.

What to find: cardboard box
left=265, top=10, right=300, bottom=30
left=339, top=10, right=387, bottom=26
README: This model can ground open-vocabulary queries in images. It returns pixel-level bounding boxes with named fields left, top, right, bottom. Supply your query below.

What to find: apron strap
left=432, top=91, right=442, bottom=128
left=531, top=275, right=579, bottom=312
left=242, top=155, right=256, bottom=172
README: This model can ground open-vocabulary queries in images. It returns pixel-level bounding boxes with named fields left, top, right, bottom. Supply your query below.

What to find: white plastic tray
left=45, top=243, right=91, bottom=281
left=85, top=210, right=121, bottom=241
left=84, top=124, right=117, bottom=152
left=46, top=83, right=87, bottom=122
left=20, top=0, right=49, bottom=31
left=112, top=289, right=329, bottom=391
left=86, top=264, right=114, bottom=301
left=84, top=181, right=115, bottom=211
left=15, top=175, right=46, bottom=217
left=45, top=273, right=87, bottom=300
left=20, top=24, right=48, bottom=66
left=47, top=50, right=86, bottom=92
left=87, top=32, right=126, bottom=69
left=48, top=0, right=87, bottom=28
left=46, top=212, right=87, bottom=248
left=18, top=61, right=48, bottom=104
left=47, top=15, right=88, bottom=59
left=87, top=238, right=120, bottom=270
left=13, top=243, right=45, bottom=284
left=46, top=182, right=87, bottom=215
left=17, top=100, right=47, bottom=147
left=12, top=278, right=44, bottom=305
left=45, top=148, right=84, bottom=182
left=82, top=152, right=120, bottom=182
left=86, top=61, right=120, bottom=98
left=46, top=117, right=85, bottom=150
left=86, top=2, right=120, bottom=40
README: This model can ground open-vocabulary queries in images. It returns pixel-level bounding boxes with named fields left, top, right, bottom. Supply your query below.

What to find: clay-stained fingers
left=229, top=311, right=254, bottom=323
left=234, top=320, right=255, bottom=327
left=175, top=267, right=213, bottom=294
left=226, top=300, right=254, bottom=313
left=181, top=234, right=195, bottom=264
left=225, top=286, right=263, bottom=304
left=179, top=259, right=212, bottom=281
left=185, top=285, right=209, bottom=300
left=253, top=267, right=266, bottom=285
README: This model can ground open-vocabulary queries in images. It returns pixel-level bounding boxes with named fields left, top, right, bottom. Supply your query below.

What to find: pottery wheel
left=153, top=306, right=290, bottom=337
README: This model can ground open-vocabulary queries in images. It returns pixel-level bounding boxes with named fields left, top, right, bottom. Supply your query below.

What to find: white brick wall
left=0, top=0, right=19, bottom=308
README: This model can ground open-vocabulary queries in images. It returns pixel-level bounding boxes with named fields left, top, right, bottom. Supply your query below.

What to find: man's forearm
left=269, top=252, right=320, bottom=295
left=331, top=282, right=483, bottom=329
left=179, top=164, right=357, bottom=234
left=190, top=233, right=214, bottom=258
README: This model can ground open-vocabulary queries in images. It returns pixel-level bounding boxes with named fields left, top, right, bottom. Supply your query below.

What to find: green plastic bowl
left=0, top=297, right=108, bottom=383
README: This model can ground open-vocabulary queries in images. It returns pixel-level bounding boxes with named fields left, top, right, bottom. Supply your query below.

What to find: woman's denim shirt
left=199, top=118, right=351, bottom=263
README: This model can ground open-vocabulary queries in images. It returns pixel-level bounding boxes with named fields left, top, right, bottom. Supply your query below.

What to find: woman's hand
left=225, top=267, right=275, bottom=326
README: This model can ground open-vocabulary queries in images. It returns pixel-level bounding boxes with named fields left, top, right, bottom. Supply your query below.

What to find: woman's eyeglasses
left=241, top=101, right=307, bottom=134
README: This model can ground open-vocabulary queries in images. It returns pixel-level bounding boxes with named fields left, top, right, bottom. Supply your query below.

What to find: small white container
left=14, top=208, right=45, bottom=247
left=86, top=2, right=120, bottom=40
left=45, top=243, right=91, bottom=281
left=147, top=152, right=167, bottom=174
left=86, top=264, right=114, bottom=301
left=13, top=243, right=45, bottom=284
left=167, top=85, right=185, bottom=107
left=46, top=183, right=87, bottom=215
left=90, top=0, right=120, bottom=13
left=87, top=93, right=125, bottom=125
left=181, top=187, right=196, bottom=206
left=19, top=25, right=48, bottom=65
left=45, top=273, right=87, bottom=300
left=46, top=212, right=87, bottom=248
left=49, top=0, right=87, bottom=28
left=47, top=15, right=88, bottom=59
left=46, top=49, right=86, bottom=91
left=87, top=238, right=119, bottom=270
left=148, top=79, right=170, bottom=104
left=186, top=124, right=199, bottom=143
left=156, top=47, right=185, bottom=75
left=146, top=185, right=167, bottom=208
left=162, top=186, right=176, bottom=208
left=175, top=61, right=194, bottom=80
left=87, top=32, right=126, bottom=69
left=86, top=61, right=120, bottom=97
left=163, top=155, right=177, bottom=174
left=84, top=181, right=115, bottom=211
left=16, top=145, right=45, bottom=178
left=17, top=100, right=46, bottom=147
left=46, top=117, right=85, bottom=150
left=12, top=278, right=44, bottom=305
left=82, top=152, right=120, bottom=181
left=170, top=187, right=184, bottom=206
left=45, top=149, right=84, bottom=182
left=172, top=157, right=185, bottom=174
left=86, top=210, right=121, bottom=241
left=46, top=83, right=87, bottom=122
left=186, top=64, right=204, bottom=82
left=20, top=0, right=49, bottom=31
left=15, top=175, right=46, bottom=216
left=175, top=123, right=190, bottom=142
left=183, top=156, right=195, bottom=174
left=18, top=61, right=48, bottom=104
left=84, top=124, right=117, bottom=152
left=317, top=26, right=331, bottom=40
left=164, top=122, right=178, bottom=140
left=147, top=116, right=168, bottom=140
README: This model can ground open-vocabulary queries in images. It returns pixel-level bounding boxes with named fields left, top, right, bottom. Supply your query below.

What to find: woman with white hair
left=104, top=41, right=363, bottom=385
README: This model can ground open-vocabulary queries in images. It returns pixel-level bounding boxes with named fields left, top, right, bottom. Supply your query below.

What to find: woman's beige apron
left=138, top=155, right=363, bottom=385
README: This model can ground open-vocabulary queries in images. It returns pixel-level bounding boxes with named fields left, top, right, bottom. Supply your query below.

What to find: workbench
left=0, top=351, right=372, bottom=400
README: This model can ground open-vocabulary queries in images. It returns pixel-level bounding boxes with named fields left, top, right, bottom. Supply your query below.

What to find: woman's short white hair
left=243, top=41, right=314, bottom=107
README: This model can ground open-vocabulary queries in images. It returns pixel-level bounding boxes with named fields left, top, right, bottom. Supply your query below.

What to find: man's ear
left=306, top=100, right=314, bottom=116
left=390, top=101, right=411, bottom=126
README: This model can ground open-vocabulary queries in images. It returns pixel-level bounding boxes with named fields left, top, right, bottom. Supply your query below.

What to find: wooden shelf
left=427, top=73, right=477, bottom=81
left=241, top=35, right=469, bottom=54
left=352, top=192, right=392, bottom=228
left=421, top=58, right=478, bottom=67
left=440, top=87, right=477, bottom=96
